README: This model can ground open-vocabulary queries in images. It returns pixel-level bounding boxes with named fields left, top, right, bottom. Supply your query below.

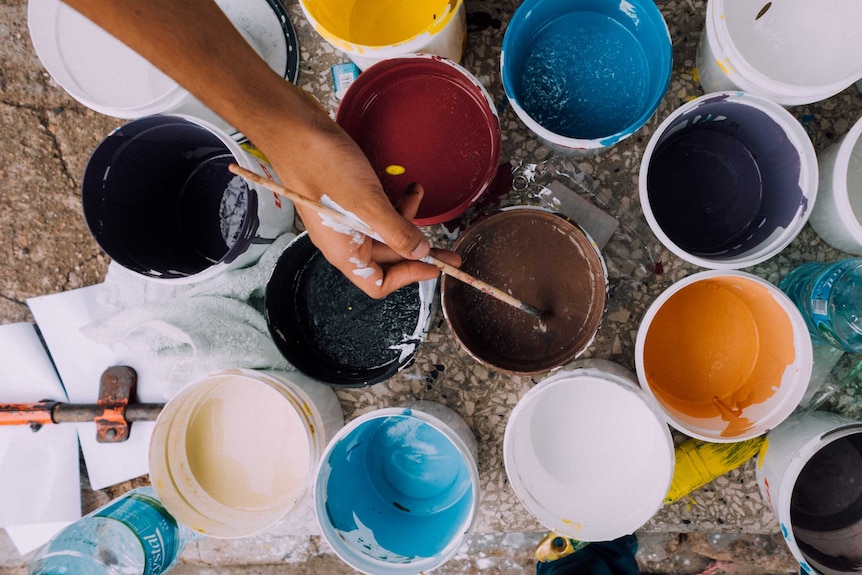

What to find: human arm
left=59, top=0, right=460, bottom=296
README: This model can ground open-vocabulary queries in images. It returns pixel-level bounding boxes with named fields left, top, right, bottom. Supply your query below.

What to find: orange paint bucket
left=635, top=271, right=812, bottom=442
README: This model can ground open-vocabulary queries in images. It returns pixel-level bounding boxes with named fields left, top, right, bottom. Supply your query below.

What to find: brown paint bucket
left=441, top=207, right=608, bottom=375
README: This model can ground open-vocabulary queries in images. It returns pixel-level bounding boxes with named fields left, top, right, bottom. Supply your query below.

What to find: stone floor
left=3, top=0, right=861, bottom=573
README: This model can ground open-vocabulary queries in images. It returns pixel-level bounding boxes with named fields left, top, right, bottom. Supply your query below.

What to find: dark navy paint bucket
left=264, top=233, right=437, bottom=388
left=82, top=115, right=294, bottom=283
left=639, top=92, right=818, bottom=269
left=501, top=0, right=672, bottom=153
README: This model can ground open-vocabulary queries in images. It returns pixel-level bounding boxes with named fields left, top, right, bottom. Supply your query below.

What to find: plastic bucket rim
left=708, top=0, right=862, bottom=101
left=638, top=91, right=818, bottom=270
left=502, top=367, right=675, bottom=540
left=335, top=53, right=502, bottom=226
left=82, top=114, right=273, bottom=285
left=499, top=0, right=673, bottom=150
left=758, top=414, right=862, bottom=573
left=439, top=206, right=609, bottom=375
left=313, top=405, right=481, bottom=574
left=826, top=116, right=862, bottom=242
left=634, top=269, right=814, bottom=443
left=264, top=231, right=437, bottom=387
left=149, top=370, right=321, bottom=538
left=298, top=0, right=463, bottom=53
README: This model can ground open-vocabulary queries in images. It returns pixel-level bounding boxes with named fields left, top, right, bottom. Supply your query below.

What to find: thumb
left=362, top=199, right=431, bottom=261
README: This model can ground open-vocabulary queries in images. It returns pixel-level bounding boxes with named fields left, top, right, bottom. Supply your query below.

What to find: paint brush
left=227, top=164, right=547, bottom=319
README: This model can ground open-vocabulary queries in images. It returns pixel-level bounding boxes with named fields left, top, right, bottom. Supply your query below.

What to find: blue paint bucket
left=501, top=0, right=672, bottom=153
left=314, top=402, right=479, bottom=574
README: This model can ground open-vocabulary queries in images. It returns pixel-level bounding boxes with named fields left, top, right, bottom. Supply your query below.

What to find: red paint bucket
left=336, top=55, right=502, bottom=226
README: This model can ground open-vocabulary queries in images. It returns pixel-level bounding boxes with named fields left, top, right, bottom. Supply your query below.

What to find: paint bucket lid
left=503, top=361, right=674, bottom=541
left=149, top=369, right=335, bottom=537
left=441, top=207, right=608, bottom=375
left=265, top=233, right=437, bottom=387
left=635, top=270, right=813, bottom=442
left=27, top=0, right=299, bottom=132
left=314, top=403, right=480, bottom=574
left=336, top=54, right=502, bottom=226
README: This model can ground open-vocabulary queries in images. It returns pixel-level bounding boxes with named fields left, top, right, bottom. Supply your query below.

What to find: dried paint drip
left=442, top=209, right=606, bottom=375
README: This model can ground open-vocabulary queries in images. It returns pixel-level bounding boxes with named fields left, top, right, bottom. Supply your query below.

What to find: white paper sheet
left=28, top=286, right=169, bottom=490
left=0, top=322, right=79, bottom=554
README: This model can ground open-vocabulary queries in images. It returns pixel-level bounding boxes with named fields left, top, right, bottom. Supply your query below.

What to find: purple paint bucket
left=639, top=92, right=818, bottom=269
left=336, top=55, right=502, bottom=226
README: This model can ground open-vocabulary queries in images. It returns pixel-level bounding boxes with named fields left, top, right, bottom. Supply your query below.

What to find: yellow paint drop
left=691, top=67, right=700, bottom=84
left=716, top=59, right=729, bottom=75
left=385, top=164, right=406, bottom=176
left=643, top=277, right=795, bottom=437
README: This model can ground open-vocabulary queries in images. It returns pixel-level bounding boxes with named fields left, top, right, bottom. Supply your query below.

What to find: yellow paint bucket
left=299, top=0, right=466, bottom=69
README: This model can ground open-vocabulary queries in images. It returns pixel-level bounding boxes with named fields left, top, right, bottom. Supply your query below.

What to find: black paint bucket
left=265, top=233, right=437, bottom=387
left=82, top=115, right=294, bottom=283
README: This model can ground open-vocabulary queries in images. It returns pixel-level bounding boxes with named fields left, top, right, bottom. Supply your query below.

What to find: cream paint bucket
left=503, top=360, right=674, bottom=542
left=635, top=271, right=813, bottom=442
left=298, top=0, right=466, bottom=70
left=639, top=92, right=817, bottom=269
left=696, top=0, right=862, bottom=106
left=314, top=401, right=479, bottom=574
left=757, top=411, right=862, bottom=574
left=149, top=369, right=343, bottom=538
left=808, top=117, right=862, bottom=256
left=27, top=0, right=299, bottom=135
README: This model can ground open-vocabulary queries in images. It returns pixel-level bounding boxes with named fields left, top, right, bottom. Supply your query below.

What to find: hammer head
left=96, top=366, right=137, bottom=443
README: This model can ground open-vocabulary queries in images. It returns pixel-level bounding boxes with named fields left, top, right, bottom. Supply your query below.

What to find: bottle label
left=809, top=260, right=857, bottom=348
left=96, top=492, right=179, bottom=575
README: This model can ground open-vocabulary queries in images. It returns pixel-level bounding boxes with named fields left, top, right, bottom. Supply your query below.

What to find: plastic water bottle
left=29, top=487, right=198, bottom=575
left=779, top=259, right=862, bottom=353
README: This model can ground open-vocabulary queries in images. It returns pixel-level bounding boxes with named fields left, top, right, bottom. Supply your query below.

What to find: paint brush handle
left=228, top=164, right=545, bottom=318
left=421, top=255, right=545, bottom=318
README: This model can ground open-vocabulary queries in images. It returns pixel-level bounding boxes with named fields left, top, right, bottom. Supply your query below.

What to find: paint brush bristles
left=228, top=164, right=547, bottom=319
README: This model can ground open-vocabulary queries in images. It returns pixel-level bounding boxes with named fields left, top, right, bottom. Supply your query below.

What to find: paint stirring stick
left=227, top=164, right=547, bottom=319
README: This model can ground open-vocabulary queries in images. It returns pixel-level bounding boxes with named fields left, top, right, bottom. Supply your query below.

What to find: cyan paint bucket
left=504, top=360, right=674, bottom=541
left=81, top=115, right=294, bottom=283
left=149, top=369, right=344, bottom=538
left=27, top=0, right=299, bottom=135
left=314, top=401, right=480, bottom=574
left=757, top=411, right=862, bottom=574
left=336, top=55, right=501, bottom=226
left=697, top=0, right=862, bottom=106
left=299, top=0, right=466, bottom=70
left=441, top=207, right=607, bottom=375
left=639, top=92, right=818, bottom=269
left=635, top=271, right=813, bottom=442
left=808, top=117, right=862, bottom=256
left=265, top=233, right=437, bottom=387
left=500, top=0, right=672, bottom=153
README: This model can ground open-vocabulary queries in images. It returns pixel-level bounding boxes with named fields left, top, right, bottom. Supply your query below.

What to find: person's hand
left=263, top=96, right=461, bottom=297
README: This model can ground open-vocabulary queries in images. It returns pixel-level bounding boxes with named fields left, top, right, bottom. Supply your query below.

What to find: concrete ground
left=0, top=0, right=829, bottom=572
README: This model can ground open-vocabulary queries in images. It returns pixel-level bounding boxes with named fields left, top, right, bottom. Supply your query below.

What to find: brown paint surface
left=442, top=209, right=606, bottom=374
left=642, top=276, right=795, bottom=437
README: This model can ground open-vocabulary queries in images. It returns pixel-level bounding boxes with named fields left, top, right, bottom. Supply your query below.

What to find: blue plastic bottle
left=28, top=487, right=198, bottom=575
left=779, top=259, right=862, bottom=353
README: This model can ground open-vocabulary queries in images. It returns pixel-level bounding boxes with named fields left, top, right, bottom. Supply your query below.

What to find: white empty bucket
left=149, top=369, right=343, bottom=538
left=27, top=0, right=299, bottom=134
left=696, top=0, right=862, bottom=106
left=808, top=117, right=862, bottom=255
left=503, top=360, right=674, bottom=542
left=757, top=411, right=862, bottom=574
left=314, top=401, right=479, bottom=574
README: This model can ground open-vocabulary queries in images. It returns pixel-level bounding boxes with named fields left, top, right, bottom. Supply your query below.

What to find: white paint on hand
left=352, top=267, right=375, bottom=279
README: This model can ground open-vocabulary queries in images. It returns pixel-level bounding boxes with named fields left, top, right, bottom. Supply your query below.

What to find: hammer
left=0, top=366, right=163, bottom=443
